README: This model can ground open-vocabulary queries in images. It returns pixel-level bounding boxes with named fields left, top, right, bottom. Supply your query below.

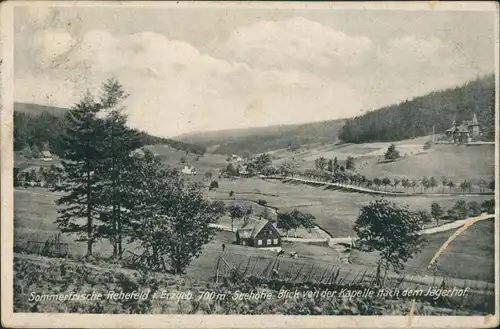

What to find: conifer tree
left=53, top=92, right=106, bottom=256
left=97, top=78, right=142, bottom=258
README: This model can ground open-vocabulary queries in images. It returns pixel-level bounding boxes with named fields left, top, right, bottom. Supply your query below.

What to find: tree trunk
left=86, top=167, right=93, bottom=256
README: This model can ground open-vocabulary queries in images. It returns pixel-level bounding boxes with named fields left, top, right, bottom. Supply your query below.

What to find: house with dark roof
left=40, top=150, right=52, bottom=161
left=235, top=218, right=282, bottom=252
left=444, top=114, right=481, bottom=143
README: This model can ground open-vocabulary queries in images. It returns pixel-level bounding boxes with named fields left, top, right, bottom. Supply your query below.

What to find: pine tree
left=97, top=78, right=142, bottom=258
left=53, top=92, right=107, bottom=257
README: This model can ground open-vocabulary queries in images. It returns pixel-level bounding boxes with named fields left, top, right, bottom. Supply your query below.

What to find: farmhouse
left=17, top=165, right=44, bottom=186
left=444, top=114, right=481, bottom=143
left=231, top=154, right=243, bottom=162
left=237, top=164, right=251, bottom=177
left=40, top=150, right=52, bottom=161
left=235, top=218, right=282, bottom=252
left=181, top=165, right=196, bottom=175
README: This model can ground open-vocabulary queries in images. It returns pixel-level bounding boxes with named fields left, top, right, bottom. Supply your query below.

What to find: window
left=269, top=230, right=272, bottom=235
left=273, top=239, right=278, bottom=245
left=257, top=240, right=262, bottom=246
left=267, top=239, right=272, bottom=245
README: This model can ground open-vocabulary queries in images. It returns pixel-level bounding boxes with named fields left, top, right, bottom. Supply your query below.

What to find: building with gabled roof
left=40, top=151, right=52, bottom=161
left=235, top=218, right=282, bottom=252
left=444, top=114, right=481, bottom=143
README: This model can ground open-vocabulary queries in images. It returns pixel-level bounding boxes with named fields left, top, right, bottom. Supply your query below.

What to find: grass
left=14, top=254, right=493, bottom=315
left=349, top=219, right=495, bottom=282
left=13, top=187, right=494, bottom=283
left=208, top=177, right=491, bottom=237
left=268, top=136, right=494, bottom=186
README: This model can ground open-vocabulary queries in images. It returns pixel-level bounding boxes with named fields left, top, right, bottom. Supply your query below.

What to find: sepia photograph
left=1, top=1, right=498, bottom=328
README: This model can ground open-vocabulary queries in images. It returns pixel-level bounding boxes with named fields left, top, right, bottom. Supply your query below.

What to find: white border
left=1, top=1, right=499, bottom=328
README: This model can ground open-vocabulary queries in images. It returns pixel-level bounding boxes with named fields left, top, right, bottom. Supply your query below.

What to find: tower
left=470, top=113, right=480, bottom=139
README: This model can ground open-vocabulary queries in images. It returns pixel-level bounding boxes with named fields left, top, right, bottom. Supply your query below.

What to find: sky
left=13, top=4, right=497, bottom=137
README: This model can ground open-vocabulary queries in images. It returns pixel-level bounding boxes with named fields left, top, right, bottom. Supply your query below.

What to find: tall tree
left=53, top=91, right=106, bottom=257
left=447, top=180, right=455, bottom=192
left=430, top=202, right=444, bottom=225
left=429, top=177, right=437, bottom=192
left=125, top=150, right=225, bottom=273
left=277, top=212, right=293, bottom=237
left=392, top=178, right=400, bottom=192
left=229, top=204, right=245, bottom=232
left=315, top=157, right=327, bottom=171
left=441, top=176, right=448, bottom=194
left=381, top=177, right=391, bottom=191
left=353, top=199, right=427, bottom=272
left=401, top=178, right=410, bottom=193
left=97, top=78, right=142, bottom=258
left=327, top=159, right=334, bottom=173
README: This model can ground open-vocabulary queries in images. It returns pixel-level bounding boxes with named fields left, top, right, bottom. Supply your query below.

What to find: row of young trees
left=431, top=199, right=494, bottom=224
left=52, top=79, right=225, bottom=274
left=290, top=166, right=494, bottom=195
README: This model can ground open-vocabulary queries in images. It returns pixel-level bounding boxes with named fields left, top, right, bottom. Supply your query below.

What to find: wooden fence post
left=215, top=256, right=221, bottom=283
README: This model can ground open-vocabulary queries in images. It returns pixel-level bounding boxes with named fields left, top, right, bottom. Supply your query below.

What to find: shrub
left=384, top=144, right=400, bottom=161
left=209, top=181, right=219, bottom=190
left=480, top=199, right=494, bottom=214
left=257, top=199, right=267, bottom=206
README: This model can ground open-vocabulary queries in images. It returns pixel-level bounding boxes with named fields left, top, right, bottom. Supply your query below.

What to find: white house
left=231, top=154, right=243, bottom=162
left=40, top=151, right=52, bottom=162
left=181, top=165, right=196, bottom=175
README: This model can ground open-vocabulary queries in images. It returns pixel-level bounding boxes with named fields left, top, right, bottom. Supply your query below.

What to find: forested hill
left=13, top=102, right=206, bottom=156
left=339, top=75, right=495, bottom=143
left=176, top=119, right=346, bottom=155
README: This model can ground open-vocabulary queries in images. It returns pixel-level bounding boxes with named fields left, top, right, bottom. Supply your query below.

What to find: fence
left=214, top=254, right=494, bottom=292
left=213, top=254, right=495, bottom=310
left=26, top=233, right=68, bottom=258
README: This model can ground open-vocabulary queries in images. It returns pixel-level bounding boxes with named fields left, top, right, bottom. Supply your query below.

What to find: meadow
left=13, top=183, right=494, bottom=283
left=208, top=177, right=492, bottom=237
left=268, top=137, right=495, bottom=187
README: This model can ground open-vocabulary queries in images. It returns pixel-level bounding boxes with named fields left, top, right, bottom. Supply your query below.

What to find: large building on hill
left=444, top=113, right=481, bottom=143
left=235, top=218, right=282, bottom=252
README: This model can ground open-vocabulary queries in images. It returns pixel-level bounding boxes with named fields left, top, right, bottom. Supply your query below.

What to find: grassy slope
left=207, top=178, right=491, bottom=236
left=269, top=136, right=495, bottom=186
left=350, top=220, right=495, bottom=282
left=15, top=254, right=492, bottom=315
left=175, top=119, right=345, bottom=155
left=14, top=185, right=493, bottom=282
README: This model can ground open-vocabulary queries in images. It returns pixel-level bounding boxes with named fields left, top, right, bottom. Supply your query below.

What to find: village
left=7, top=3, right=497, bottom=320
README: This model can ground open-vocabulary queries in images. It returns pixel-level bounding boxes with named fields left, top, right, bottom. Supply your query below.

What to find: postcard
left=1, top=1, right=499, bottom=328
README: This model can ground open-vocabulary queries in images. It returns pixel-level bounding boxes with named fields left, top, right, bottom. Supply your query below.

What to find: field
left=267, top=136, right=495, bottom=186
left=13, top=184, right=494, bottom=283
left=349, top=219, right=495, bottom=282
left=207, top=177, right=492, bottom=237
